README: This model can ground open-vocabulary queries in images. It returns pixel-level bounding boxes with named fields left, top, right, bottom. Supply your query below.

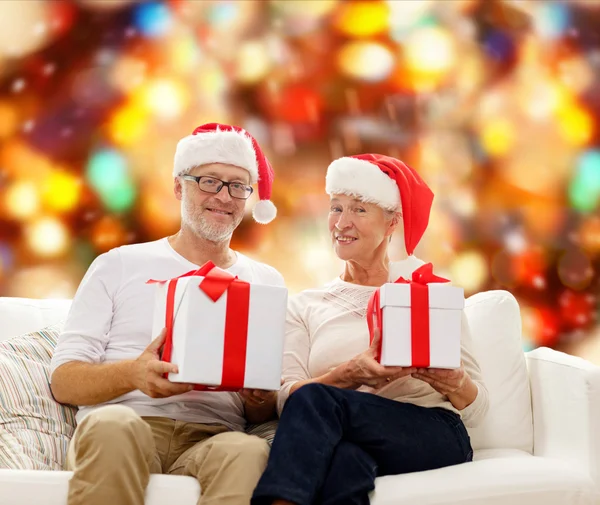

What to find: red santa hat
left=325, top=153, right=434, bottom=256
left=173, top=122, right=277, bottom=224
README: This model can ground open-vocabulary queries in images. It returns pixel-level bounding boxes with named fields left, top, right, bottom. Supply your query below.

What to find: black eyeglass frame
left=180, top=174, right=254, bottom=200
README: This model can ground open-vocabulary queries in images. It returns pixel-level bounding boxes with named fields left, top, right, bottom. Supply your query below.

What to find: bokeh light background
left=0, top=0, right=599, bottom=363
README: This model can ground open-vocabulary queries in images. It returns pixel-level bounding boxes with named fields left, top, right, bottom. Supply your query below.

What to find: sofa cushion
left=0, top=470, right=199, bottom=505
left=370, top=449, right=599, bottom=505
left=246, top=420, right=277, bottom=445
left=0, top=324, right=77, bottom=470
left=464, top=291, right=533, bottom=454
left=0, top=298, right=71, bottom=343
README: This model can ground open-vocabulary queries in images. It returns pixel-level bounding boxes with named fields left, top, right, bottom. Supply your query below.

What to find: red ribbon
left=147, top=261, right=250, bottom=392
left=367, top=263, right=449, bottom=367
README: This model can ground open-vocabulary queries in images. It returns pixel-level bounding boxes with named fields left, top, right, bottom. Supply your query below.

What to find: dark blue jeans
left=252, top=383, right=473, bottom=505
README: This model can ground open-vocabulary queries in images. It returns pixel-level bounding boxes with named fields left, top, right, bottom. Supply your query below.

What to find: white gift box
left=378, top=283, right=464, bottom=369
left=151, top=276, right=288, bottom=391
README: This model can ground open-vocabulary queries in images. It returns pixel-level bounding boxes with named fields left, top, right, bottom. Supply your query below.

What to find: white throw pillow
left=464, top=291, right=533, bottom=454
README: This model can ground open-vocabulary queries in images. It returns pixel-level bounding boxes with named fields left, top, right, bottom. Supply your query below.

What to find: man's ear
left=174, top=176, right=183, bottom=201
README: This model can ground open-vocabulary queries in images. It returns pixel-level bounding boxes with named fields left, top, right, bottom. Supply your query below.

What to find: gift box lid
left=379, top=282, right=465, bottom=310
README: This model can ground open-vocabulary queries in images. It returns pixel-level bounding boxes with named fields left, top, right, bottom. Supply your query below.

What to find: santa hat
left=173, top=122, right=277, bottom=224
left=325, top=153, right=434, bottom=256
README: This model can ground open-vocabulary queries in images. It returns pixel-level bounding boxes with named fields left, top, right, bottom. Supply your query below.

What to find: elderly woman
left=252, top=154, right=489, bottom=505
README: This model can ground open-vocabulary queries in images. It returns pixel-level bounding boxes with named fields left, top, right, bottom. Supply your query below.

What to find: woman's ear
left=387, top=212, right=402, bottom=236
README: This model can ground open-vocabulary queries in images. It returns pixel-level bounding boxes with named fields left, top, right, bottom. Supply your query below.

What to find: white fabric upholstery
left=0, top=470, right=199, bottom=505
left=527, top=347, right=600, bottom=486
left=464, top=291, right=533, bottom=453
left=0, top=298, right=71, bottom=342
left=0, top=293, right=598, bottom=505
left=370, top=449, right=600, bottom=505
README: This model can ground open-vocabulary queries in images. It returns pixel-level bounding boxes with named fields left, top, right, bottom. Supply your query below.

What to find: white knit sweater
left=277, top=256, right=489, bottom=428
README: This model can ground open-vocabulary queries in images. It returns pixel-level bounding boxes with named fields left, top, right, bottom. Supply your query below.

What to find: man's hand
left=340, top=328, right=415, bottom=389
left=240, top=388, right=276, bottom=406
left=241, top=387, right=278, bottom=424
left=132, top=328, right=194, bottom=398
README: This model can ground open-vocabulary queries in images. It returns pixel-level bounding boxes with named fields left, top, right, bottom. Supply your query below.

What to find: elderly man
left=51, top=123, right=282, bottom=505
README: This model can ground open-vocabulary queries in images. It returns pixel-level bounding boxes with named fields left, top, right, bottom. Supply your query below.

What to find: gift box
left=367, top=263, right=464, bottom=369
left=149, top=262, right=288, bottom=391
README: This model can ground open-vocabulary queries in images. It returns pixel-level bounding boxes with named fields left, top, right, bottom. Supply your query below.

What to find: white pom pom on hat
left=173, top=122, right=277, bottom=224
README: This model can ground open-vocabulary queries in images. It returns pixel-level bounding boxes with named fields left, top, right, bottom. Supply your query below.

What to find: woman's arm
left=280, top=300, right=413, bottom=415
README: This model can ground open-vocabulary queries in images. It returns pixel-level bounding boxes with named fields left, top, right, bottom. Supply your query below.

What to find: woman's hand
left=339, top=328, right=415, bottom=390
left=411, top=363, right=467, bottom=395
left=411, top=362, right=478, bottom=410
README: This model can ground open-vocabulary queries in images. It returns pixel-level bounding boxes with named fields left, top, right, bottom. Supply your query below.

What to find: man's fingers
left=147, top=328, right=167, bottom=352
left=150, top=360, right=178, bottom=375
left=151, top=377, right=194, bottom=396
left=252, top=390, right=273, bottom=400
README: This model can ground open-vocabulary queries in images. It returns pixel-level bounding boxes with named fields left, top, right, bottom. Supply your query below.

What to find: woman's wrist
left=446, top=375, right=478, bottom=411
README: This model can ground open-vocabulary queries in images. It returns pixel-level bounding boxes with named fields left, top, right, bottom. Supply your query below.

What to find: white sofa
left=0, top=292, right=598, bottom=505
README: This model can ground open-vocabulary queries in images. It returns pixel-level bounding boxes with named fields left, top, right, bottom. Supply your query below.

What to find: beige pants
left=66, top=405, right=269, bottom=505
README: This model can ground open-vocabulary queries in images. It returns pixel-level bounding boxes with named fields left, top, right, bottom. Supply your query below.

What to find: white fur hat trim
left=325, top=157, right=400, bottom=210
left=173, top=129, right=258, bottom=183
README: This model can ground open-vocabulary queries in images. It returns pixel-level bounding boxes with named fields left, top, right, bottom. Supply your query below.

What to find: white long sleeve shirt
left=277, top=256, right=489, bottom=428
left=51, top=238, right=285, bottom=430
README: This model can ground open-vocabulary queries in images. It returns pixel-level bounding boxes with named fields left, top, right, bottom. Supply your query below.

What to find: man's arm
left=50, top=360, right=137, bottom=406
left=51, top=329, right=193, bottom=405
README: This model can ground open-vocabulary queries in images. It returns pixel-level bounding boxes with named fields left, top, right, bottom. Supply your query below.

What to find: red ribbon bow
left=366, top=263, right=449, bottom=367
left=147, top=261, right=250, bottom=391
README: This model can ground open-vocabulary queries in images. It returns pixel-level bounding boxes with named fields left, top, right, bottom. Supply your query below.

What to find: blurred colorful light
left=334, top=0, right=389, bottom=38
left=86, top=149, right=137, bottom=213
left=0, top=1, right=52, bottom=58
left=559, top=290, right=596, bottom=329
left=579, top=216, right=600, bottom=255
left=338, top=41, right=395, bottom=83
left=235, top=41, right=272, bottom=84
left=387, top=0, right=433, bottom=36
left=169, top=33, right=200, bottom=74
left=404, top=26, right=456, bottom=78
left=0, top=101, right=18, bottom=139
left=0, top=242, right=12, bottom=279
left=535, top=2, right=570, bottom=40
left=558, top=248, right=593, bottom=290
left=206, top=1, right=239, bottom=25
left=109, top=56, right=147, bottom=94
left=133, top=1, right=173, bottom=38
left=449, top=250, right=488, bottom=293
left=5, top=181, right=40, bottom=220
left=140, top=78, right=190, bottom=120
left=91, top=215, right=127, bottom=252
left=42, top=170, right=81, bottom=213
left=25, top=217, right=70, bottom=257
left=569, top=149, right=600, bottom=213
left=480, top=118, right=515, bottom=157
left=108, top=103, right=148, bottom=146
left=556, top=101, right=594, bottom=147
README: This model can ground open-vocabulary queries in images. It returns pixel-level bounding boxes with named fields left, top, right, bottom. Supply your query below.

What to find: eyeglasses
left=180, top=175, right=254, bottom=200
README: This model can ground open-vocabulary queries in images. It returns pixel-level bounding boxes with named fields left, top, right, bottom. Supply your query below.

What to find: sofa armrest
left=526, top=347, right=600, bottom=486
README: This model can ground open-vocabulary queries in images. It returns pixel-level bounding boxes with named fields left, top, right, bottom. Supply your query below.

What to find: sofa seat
left=371, top=449, right=599, bottom=505
left=0, top=470, right=200, bottom=505
left=1, top=448, right=597, bottom=505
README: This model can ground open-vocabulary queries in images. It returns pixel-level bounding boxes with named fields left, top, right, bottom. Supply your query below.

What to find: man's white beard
left=181, top=200, right=241, bottom=243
